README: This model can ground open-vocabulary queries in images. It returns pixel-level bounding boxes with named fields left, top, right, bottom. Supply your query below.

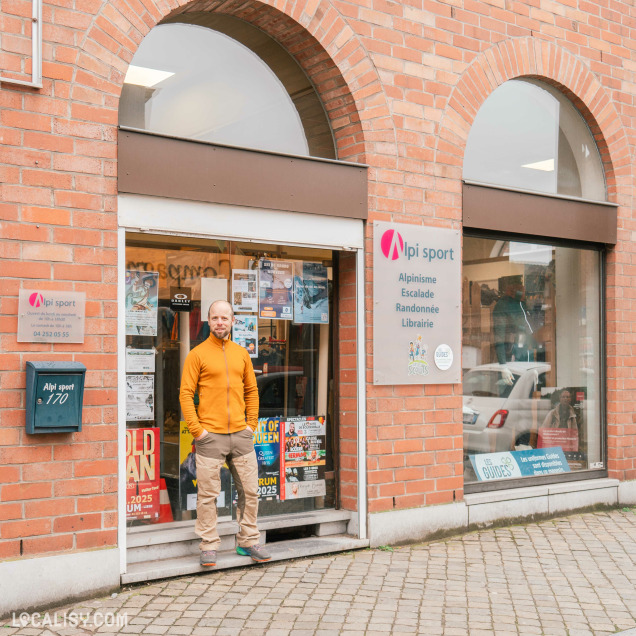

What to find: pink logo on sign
left=29, top=293, right=44, bottom=308
left=380, top=230, right=404, bottom=260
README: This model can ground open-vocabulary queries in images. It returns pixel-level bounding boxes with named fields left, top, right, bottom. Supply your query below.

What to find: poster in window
left=232, top=269, right=258, bottom=313
left=258, top=260, right=294, bottom=320
left=537, top=428, right=579, bottom=452
left=125, top=348, right=155, bottom=373
left=280, top=416, right=326, bottom=500
left=283, top=466, right=326, bottom=499
left=126, top=374, right=154, bottom=422
left=232, top=314, right=258, bottom=358
left=125, top=270, right=159, bottom=336
left=126, top=427, right=160, bottom=521
left=294, top=262, right=329, bottom=324
left=253, top=417, right=281, bottom=500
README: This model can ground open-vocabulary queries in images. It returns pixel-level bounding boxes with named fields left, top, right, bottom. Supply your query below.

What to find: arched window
left=119, top=18, right=334, bottom=158
left=462, top=79, right=609, bottom=490
left=463, top=79, right=605, bottom=201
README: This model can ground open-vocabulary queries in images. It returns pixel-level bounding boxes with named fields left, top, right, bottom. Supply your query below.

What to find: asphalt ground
left=4, top=507, right=636, bottom=635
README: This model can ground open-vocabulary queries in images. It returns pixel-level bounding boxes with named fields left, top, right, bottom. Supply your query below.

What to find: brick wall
left=1, top=0, right=636, bottom=560
left=0, top=140, right=118, bottom=559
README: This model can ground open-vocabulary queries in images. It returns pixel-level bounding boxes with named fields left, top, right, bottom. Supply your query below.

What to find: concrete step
left=126, top=510, right=354, bottom=565
left=121, top=534, right=369, bottom=584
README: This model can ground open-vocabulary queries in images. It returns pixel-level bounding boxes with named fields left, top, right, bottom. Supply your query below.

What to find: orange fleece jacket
left=179, top=335, right=259, bottom=438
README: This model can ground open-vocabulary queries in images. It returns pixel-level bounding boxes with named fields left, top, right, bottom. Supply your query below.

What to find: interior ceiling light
left=124, top=65, right=174, bottom=88
left=521, top=158, right=555, bottom=172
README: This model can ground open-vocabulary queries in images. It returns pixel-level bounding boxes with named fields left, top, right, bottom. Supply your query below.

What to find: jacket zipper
left=222, top=341, right=231, bottom=433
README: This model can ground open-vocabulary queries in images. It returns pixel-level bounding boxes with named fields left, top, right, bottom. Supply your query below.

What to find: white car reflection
left=463, top=362, right=551, bottom=454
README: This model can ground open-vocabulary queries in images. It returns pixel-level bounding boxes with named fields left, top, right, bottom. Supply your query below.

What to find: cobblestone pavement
left=4, top=508, right=636, bottom=635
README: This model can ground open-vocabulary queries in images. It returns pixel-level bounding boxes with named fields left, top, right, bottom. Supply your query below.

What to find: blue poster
left=253, top=417, right=281, bottom=499
left=232, top=314, right=258, bottom=358
left=294, top=262, right=329, bottom=324
left=470, top=447, right=570, bottom=481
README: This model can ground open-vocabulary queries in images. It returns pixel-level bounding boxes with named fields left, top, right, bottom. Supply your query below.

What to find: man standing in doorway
left=180, top=299, right=271, bottom=567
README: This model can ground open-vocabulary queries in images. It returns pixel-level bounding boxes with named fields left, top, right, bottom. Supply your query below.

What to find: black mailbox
left=26, top=361, right=87, bottom=434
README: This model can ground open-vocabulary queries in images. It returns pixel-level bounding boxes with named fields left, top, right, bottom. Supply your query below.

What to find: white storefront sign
left=373, top=222, right=461, bottom=385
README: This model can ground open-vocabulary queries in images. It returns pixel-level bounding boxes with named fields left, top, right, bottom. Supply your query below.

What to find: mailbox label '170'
left=41, top=382, right=75, bottom=404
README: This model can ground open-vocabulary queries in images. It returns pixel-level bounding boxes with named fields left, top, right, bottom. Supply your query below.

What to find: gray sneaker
left=236, top=543, right=271, bottom=562
left=200, top=550, right=217, bottom=567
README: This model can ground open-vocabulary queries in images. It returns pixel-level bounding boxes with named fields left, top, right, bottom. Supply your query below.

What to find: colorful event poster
left=258, top=260, right=294, bottom=320
left=232, top=269, right=258, bottom=313
left=280, top=416, right=327, bottom=500
left=232, top=314, right=258, bottom=358
left=125, top=348, right=155, bottom=373
left=283, top=417, right=327, bottom=466
left=294, top=262, right=329, bottom=324
left=125, top=374, right=154, bottom=421
left=253, top=417, right=281, bottom=500
left=126, top=427, right=160, bottom=521
left=125, top=270, right=159, bottom=336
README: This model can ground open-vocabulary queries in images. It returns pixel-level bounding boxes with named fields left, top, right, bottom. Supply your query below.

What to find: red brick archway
left=436, top=37, right=630, bottom=197
left=76, top=0, right=396, bottom=167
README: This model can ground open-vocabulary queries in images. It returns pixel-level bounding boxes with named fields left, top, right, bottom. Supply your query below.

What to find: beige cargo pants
left=194, top=428, right=260, bottom=551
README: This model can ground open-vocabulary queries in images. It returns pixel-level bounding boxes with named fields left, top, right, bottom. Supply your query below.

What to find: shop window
left=118, top=19, right=335, bottom=158
left=464, top=79, right=605, bottom=201
left=462, top=78, right=608, bottom=487
left=124, top=234, right=337, bottom=526
left=462, top=237, right=602, bottom=483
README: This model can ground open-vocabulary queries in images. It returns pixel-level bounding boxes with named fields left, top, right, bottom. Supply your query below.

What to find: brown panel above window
left=118, top=128, right=368, bottom=220
left=463, top=182, right=617, bottom=244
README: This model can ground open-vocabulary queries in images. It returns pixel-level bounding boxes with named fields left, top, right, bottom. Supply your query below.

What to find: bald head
left=208, top=300, right=234, bottom=340
left=208, top=300, right=233, bottom=321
